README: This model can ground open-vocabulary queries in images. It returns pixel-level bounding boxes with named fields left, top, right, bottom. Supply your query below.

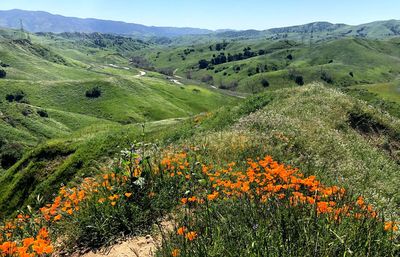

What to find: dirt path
left=75, top=220, right=172, bottom=257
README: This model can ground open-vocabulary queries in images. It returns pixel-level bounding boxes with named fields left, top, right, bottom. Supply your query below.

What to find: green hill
left=143, top=37, right=400, bottom=92
left=0, top=28, right=239, bottom=216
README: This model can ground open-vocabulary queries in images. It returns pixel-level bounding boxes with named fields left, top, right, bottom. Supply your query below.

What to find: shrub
left=295, top=75, right=304, bottom=85
left=5, top=94, right=14, bottom=102
left=321, top=71, right=334, bottom=84
left=0, top=142, right=24, bottom=169
left=0, top=69, right=6, bottom=78
left=201, top=75, right=214, bottom=84
left=261, top=78, right=270, bottom=88
left=5, top=90, right=26, bottom=102
left=288, top=68, right=300, bottom=81
left=157, top=67, right=174, bottom=76
left=198, top=59, right=209, bottom=69
left=349, top=71, right=354, bottom=77
left=37, top=109, right=49, bottom=118
left=85, top=86, right=102, bottom=98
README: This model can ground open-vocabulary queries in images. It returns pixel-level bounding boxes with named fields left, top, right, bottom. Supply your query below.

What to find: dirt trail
left=75, top=220, right=172, bottom=257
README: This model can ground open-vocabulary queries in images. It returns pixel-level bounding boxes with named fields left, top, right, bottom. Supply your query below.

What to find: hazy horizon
left=0, top=0, right=399, bottom=30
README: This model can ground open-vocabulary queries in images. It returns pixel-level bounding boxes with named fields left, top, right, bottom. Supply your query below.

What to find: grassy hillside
left=0, top=29, right=238, bottom=216
left=1, top=84, right=398, bottom=256
left=142, top=37, right=400, bottom=94
left=168, top=84, right=400, bottom=213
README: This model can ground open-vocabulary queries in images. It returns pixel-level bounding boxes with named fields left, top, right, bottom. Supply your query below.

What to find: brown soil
left=72, top=219, right=173, bottom=257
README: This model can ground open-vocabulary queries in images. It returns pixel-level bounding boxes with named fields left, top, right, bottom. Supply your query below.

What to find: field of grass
left=142, top=37, right=400, bottom=93
left=358, top=82, right=400, bottom=103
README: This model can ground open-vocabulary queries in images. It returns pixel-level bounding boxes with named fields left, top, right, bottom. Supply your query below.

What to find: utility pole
left=19, top=19, right=27, bottom=40
left=309, top=24, right=314, bottom=48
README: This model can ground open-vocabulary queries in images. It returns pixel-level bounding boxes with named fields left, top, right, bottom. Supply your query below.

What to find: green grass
left=358, top=82, right=400, bottom=103
left=0, top=29, right=238, bottom=216
left=165, top=84, right=400, bottom=216
left=143, top=37, right=400, bottom=93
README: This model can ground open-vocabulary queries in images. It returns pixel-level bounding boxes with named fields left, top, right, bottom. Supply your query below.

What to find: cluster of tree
left=157, top=67, right=174, bottom=76
left=85, top=86, right=102, bottom=98
left=183, top=48, right=195, bottom=55
left=198, top=47, right=265, bottom=69
left=130, top=56, right=153, bottom=69
left=5, top=90, right=26, bottom=103
left=209, top=42, right=229, bottom=51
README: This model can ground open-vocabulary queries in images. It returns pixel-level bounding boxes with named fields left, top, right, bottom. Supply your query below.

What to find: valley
left=0, top=6, right=399, bottom=257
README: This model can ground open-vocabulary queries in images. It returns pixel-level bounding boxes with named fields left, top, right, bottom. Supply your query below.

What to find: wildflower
left=185, top=231, right=197, bottom=241
left=356, top=196, right=364, bottom=206
left=188, top=196, right=197, bottom=202
left=207, top=191, right=219, bottom=201
left=22, top=238, right=35, bottom=248
left=53, top=214, right=62, bottom=222
left=384, top=221, right=399, bottom=232
left=177, top=226, right=186, bottom=236
left=171, top=248, right=180, bottom=257
left=125, top=192, right=133, bottom=198
left=181, top=198, right=188, bottom=204
left=98, top=198, right=106, bottom=203
left=111, top=201, right=117, bottom=206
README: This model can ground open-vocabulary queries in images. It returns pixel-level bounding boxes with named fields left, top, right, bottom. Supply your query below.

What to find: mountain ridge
left=1, top=9, right=400, bottom=39
left=0, top=9, right=213, bottom=37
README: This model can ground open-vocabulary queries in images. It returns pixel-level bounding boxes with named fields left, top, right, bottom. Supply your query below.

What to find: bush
left=5, top=90, right=26, bottom=102
left=157, top=67, right=174, bottom=76
left=198, top=59, right=209, bottom=69
left=37, top=109, right=49, bottom=118
left=295, top=75, right=304, bottom=85
left=0, top=69, right=6, bottom=78
left=85, top=86, right=102, bottom=98
left=261, top=78, right=270, bottom=88
left=201, top=75, right=214, bottom=84
left=0, top=142, right=24, bottom=169
left=288, top=68, right=303, bottom=85
left=321, top=71, right=334, bottom=84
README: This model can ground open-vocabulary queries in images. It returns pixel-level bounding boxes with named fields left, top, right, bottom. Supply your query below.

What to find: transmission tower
left=19, top=19, right=27, bottom=40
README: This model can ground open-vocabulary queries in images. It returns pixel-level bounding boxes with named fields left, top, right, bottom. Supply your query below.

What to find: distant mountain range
left=0, top=9, right=212, bottom=37
left=0, top=9, right=400, bottom=40
left=216, top=20, right=400, bottom=40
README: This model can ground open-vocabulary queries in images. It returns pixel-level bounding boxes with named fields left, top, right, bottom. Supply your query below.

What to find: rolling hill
left=0, top=28, right=238, bottom=217
left=0, top=10, right=399, bottom=256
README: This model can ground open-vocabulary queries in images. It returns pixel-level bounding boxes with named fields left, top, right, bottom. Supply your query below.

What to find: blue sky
left=0, top=0, right=399, bottom=30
